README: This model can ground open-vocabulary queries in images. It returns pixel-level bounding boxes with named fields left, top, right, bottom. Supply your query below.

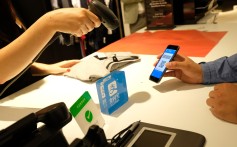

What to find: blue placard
left=96, top=71, right=128, bottom=114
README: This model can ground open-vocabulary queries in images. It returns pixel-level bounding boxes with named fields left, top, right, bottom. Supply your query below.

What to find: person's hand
left=206, top=83, right=237, bottom=124
left=31, top=60, right=80, bottom=76
left=155, top=53, right=203, bottom=84
left=45, top=8, right=101, bottom=37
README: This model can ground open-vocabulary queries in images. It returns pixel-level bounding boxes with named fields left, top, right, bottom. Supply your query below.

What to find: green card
left=70, top=91, right=105, bottom=134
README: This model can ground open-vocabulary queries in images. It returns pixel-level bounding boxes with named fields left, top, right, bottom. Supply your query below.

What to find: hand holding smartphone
left=149, top=45, right=180, bottom=83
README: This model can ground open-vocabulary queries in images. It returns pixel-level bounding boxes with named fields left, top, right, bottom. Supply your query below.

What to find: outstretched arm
left=0, top=8, right=101, bottom=84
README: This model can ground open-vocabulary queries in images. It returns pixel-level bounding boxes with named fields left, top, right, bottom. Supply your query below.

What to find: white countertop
left=1, top=23, right=237, bottom=147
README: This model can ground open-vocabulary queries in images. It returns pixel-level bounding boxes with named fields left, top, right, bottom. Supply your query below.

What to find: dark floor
left=217, top=0, right=237, bottom=11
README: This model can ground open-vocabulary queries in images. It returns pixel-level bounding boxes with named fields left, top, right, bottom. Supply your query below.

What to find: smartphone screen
left=149, top=45, right=179, bottom=83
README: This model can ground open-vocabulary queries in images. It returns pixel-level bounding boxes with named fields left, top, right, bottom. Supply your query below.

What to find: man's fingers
left=206, top=97, right=215, bottom=108
left=163, top=71, right=176, bottom=77
left=173, top=54, right=185, bottom=61
left=156, top=54, right=162, bottom=59
left=166, top=61, right=184, bottom=70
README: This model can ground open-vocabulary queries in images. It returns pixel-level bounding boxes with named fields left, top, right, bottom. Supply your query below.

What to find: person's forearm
left=201, top=53, right=237, bottom=84
left=30, top=62, right=50, bottom=76
left=0, top=12, right=56, bottom=84
left=0, top=8, right=101, bottom=84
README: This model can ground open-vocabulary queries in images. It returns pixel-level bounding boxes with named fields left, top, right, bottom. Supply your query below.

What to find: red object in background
left=99, top=30, right=227, bottom=57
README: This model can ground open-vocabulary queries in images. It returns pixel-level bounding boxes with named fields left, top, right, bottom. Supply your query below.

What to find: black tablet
left=127, top=127, right=176, bottom=147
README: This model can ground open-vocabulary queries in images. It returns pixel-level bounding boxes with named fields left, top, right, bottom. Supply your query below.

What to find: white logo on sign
left=108, top=80, right=117, bottom=96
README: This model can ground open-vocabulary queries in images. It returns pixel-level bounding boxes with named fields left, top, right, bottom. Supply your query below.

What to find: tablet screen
left=127, top=127, right=176, bottom=147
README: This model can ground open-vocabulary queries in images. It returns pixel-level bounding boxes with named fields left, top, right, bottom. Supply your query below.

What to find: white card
left=70, top=91, right=105, bottom=134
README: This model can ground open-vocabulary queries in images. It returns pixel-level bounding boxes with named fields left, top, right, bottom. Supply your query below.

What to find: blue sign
left=96, top=71, right=128, bottom=115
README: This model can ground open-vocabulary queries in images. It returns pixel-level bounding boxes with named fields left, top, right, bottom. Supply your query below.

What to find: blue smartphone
left=149, top=45, right=180, bottom=83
